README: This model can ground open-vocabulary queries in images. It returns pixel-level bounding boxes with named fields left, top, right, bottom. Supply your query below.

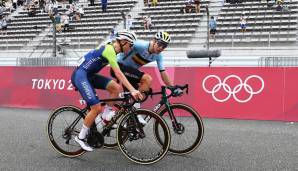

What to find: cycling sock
left=78, top=124, right=89, bottom=139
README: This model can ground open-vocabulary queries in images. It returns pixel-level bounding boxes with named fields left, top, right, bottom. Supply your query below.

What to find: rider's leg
left=134, top=74, right=152, bottom=124
left=76, top=103, right=103, bottom=151
left=101, top=80, right=122, bottom=120
left=72, top=70, right=107, bottom=151
left=138, top=73, right=152, bottom=92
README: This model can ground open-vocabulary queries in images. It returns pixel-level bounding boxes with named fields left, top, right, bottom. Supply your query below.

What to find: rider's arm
left=102, top=44, right=137, bottom=92
left=160, top=70, right=174, bottom=86
left=156, top=54, right=174, bottom=86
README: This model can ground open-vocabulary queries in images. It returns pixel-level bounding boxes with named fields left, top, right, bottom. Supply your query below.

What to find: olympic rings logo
left=202, top=75, right=264, bottom=103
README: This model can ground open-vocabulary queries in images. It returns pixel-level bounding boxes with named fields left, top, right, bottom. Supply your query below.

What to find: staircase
left=187, top=0, right=224, bottom=49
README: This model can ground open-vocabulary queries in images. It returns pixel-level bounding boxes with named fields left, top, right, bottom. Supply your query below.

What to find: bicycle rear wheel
left=47, top=106, right=86, bottom=157
left=117, top=109, right=170, bottom=165
left=154, top=103, right=204, bottom=155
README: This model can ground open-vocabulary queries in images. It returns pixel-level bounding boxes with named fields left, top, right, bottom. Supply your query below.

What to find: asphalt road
left=0, top=107, right=297, bottom=171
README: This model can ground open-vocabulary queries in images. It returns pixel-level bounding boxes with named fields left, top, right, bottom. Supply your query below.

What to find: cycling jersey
left=71, top=43, right=119, bottom=106
left=78, top=43, right=119, bottom=73
left=117, top=40, right=165, bottom=71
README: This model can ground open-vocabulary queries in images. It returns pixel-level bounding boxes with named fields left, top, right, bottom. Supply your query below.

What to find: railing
left=16, top=57, right=70, bottom=66
left=214, top=32, right=294, bottom=48
left=258, top=57, right=298, bottom=66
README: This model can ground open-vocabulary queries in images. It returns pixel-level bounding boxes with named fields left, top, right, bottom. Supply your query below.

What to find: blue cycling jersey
left=117, top=40, right=165, bottom=71
left=77, top=43, right=119, bottom=73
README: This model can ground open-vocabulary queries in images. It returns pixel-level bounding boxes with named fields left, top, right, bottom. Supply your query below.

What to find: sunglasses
left=156, top=41, right=168, bottom=49
left=122, top=42, right=133, bottom=48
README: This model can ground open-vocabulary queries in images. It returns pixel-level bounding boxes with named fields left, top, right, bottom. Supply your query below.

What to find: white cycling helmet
left=116, top=30, right=137, bottom=44
left=155, top=31, right=171, bottom=44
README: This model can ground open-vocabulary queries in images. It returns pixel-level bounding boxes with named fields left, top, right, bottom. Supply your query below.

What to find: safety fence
left=258, top=57, right=298, bottom=66
left=16, top=57, right=70, bottom=66
left=1, top=66, right=298, bottom=121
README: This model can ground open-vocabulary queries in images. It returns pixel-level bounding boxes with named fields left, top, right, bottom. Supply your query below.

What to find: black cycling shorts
left=110, top=63, right=144, bottom=90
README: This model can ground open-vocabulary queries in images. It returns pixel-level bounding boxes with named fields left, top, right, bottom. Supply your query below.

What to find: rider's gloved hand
left=130, top=89, right=143, bottom=100
left=172, top=87, right=183, bottom=97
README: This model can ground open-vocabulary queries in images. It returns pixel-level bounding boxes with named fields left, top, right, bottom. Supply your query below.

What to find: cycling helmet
left=115, top=30, right=137, bottom=44
left=155, top=31, right=171, bottom=44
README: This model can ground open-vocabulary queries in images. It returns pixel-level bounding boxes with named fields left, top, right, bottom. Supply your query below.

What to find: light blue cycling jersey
left=117, top=40, right=165, bottom=71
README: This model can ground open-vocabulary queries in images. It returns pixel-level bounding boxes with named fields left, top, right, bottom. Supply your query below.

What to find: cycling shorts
left=71, top=68, right=112, bottom=106
left=110, top=63, right=144, bottom=90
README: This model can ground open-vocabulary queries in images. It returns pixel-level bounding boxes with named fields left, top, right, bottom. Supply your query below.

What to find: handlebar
left=100, top=84, right=188, bottom=107
left=142, top=84, right=189, bottom=99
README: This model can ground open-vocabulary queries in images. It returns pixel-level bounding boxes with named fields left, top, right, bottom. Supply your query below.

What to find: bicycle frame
left=72, top=97, right=142, bottom=138
left=147, top=86, right=181, bottom=130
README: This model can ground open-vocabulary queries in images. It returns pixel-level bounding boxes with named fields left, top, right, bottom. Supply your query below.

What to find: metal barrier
left=16, top=57, right=70, bottom=66
left=258, top=57, right=298, bottom=67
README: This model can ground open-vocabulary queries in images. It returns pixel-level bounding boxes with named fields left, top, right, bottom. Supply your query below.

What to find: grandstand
left=0, top=0, right=298, bottom=66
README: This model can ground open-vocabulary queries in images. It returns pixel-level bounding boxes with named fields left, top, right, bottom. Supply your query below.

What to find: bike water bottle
left=95, top=115, right=105, bottom=132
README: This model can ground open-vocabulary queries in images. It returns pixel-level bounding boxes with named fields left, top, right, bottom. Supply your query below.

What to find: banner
left=0, top=66, right=297, bottom=121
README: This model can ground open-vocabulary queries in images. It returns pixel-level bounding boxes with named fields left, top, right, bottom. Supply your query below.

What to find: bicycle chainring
left=87, top=129, right=104, bottom=148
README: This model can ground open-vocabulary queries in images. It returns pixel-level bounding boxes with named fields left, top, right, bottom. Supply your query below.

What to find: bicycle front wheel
left=47, top=105, right=86, bottom=157
left=154, top=103, right=204, bottom=155
left=117, top=109, right=170, bottom=165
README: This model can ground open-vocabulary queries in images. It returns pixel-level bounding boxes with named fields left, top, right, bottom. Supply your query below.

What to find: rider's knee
left=141, top=74, right=152, bottom=85
left=107, top=81, right=122, bottom=94
left=91, top=103, right=104, bottom=113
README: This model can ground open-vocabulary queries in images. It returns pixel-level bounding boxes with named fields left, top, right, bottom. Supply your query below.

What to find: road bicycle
left=47, top=92, right=171, bottom=165
left=104, top=84, right=204, bottom=155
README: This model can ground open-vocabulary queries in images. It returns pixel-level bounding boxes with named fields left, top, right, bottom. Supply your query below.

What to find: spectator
left=52, top=0, right=58, bottom=15
left=276, top=3, right=283, bottom=11
left=276, top=0, right=283, bottom=4
left=184, top=0, right=194, bottom=13
left=28, top=4, right=36, bottom=16
left=101, top=0, right=107, bottom=12
left=276, top=0, right=283, bottom=11
left=89, top=0, right=94, bottom=6
left=143, top=15, right=152, bottom=30
left=125, top=14, right=133, bottom=30
left=78, top=5, right=84, bottom=17
left=12, top=0, right=17, bottom=9
left=152, top=0, right=157, bottom=7
left=209, top=16, right=217, bottom=40
left=194, top=0, right=200, bottom=14
left=62, top=14, right=69, bottom=31
left=144, top=0, right=150, bottom=7
left=17, top=0, right=24, bottom=7
left=108, top=27, right=116, bottom=41
left=39, top=0, right=45, bottom=13
left=121, top=11, right=126, bottom=28
left=55, top=13, right=62, bottom=32
left=266, top=0, right=274, bottom=8
left=1, top=17, right=7, bottom=32
left=240, top=13, right=246, bottom=32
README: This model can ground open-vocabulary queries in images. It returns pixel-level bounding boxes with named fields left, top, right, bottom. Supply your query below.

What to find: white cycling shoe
left=75, top=136, right=93, bottom=152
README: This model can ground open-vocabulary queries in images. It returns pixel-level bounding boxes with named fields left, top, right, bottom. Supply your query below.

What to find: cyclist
left=71, top=30, right=143, bottom=152
left=111, top=31, right=183, bottom=123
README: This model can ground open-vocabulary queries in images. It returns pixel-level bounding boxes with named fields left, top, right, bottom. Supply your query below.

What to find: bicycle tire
left=117, top=109, right=170, bottom=165
left=154, top=103, right=204, bottom=155
left=47, top=105, right=86, bottom=157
